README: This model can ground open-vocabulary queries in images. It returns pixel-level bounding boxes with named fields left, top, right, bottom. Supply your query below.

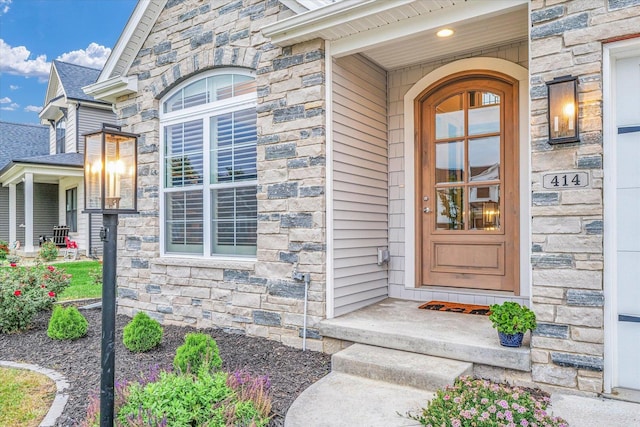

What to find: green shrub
left=39, top=241, right=59, bottom=262
left=0, top=240, right=9, bottom=260
left=408, top=376, right=568, bottom=427
left=173, top=332, right=222, bottom=374
left=47, top=305, right=88, bottom=340
left=115, top=370, right=270, bottom=427
left=122, top=312, right=163, bottom=352
left=0, top=264, right=71, bottom=333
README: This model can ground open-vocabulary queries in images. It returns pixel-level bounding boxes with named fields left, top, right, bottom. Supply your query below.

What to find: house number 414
left=542, top=172, right=589, bottom=189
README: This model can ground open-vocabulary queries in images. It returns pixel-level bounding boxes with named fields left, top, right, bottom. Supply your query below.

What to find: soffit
left=362, top=7, right=528, bottom=70
left=265, top=0, right=529, bottom=70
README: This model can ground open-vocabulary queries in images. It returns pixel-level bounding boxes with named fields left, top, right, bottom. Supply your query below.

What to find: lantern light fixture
left=546, top=75, right=579, bottom=144
left=83, top=124, right=138, bottom=213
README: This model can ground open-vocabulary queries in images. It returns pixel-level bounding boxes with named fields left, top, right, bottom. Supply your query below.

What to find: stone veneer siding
left=112, top=0, right=327, bottom=351
left=529, top=0, right=640, bottom=392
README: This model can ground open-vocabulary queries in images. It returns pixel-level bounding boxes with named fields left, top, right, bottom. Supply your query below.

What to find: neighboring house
left=0, top=122, right=51, bottom=247
left=84, top=0, right=640, bottom=396
left=0, top=60, right=116, bottom=256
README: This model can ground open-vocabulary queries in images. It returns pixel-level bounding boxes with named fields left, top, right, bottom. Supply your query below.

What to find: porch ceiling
left=358, top=7, right=528, bottom=70
left=264, top=0, right=528, bottom=70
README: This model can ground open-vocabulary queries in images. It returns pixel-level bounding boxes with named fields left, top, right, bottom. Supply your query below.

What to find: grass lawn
left=0, top=367, right=57, bottom=427
left=55, top=261, right=102, bottom=301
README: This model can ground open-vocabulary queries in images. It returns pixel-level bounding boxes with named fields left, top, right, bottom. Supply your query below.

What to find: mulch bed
left=0, top=307, right=332, bottom=426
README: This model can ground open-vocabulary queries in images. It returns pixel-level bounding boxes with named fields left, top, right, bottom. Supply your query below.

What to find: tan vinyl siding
left=77, top=106, right=116, bottom=153
left=332, top=54, right=389, bottom=316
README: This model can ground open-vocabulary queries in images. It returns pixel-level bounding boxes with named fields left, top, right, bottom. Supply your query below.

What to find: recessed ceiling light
left=437, top=28, right=454, bottom=38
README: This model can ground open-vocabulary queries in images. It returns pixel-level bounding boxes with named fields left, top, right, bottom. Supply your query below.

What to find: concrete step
left=320, top=299, right=531, bottom=372
left=285, top=372, right=434, bottom=427
left=332, top=343, right=472, bottom=391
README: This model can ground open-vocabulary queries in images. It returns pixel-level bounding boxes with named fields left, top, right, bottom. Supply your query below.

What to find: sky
left=0, top=0, right=137, bottom=124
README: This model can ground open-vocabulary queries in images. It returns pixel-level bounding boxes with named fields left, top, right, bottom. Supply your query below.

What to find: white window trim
left=159, top=68, right=258, bottom=260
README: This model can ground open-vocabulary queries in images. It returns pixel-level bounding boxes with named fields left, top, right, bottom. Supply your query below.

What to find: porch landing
left=319, top=298, right=531, bottom=372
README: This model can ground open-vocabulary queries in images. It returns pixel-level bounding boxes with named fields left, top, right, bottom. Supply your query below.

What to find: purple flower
left=498, top=399, right=509, bottom=409
left=521, top=420, right=529, bottom=426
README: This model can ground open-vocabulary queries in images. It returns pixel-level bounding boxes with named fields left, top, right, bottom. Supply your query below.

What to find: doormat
left=418, top=300, right=490, bottom=316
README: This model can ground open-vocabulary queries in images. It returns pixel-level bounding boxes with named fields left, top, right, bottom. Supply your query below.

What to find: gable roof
left=53, top=60, right=102, bottom=102
left=85, top=0, right=316, bottom=102
left=41, top=60, right=110, bottom=122
left=0, top=121, right=50, bottom=171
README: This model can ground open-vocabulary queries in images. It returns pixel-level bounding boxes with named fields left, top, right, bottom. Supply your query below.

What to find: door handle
left=423, top=207, right=432, bottom=213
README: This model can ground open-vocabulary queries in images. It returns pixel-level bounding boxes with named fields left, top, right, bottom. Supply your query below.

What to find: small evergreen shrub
left=39, top=241, right=59, bottom=261
left=47, top=305, right=88, bottom=340
left=174, top=332, right=222, bottom=374
left=408, top=376, right=568, bottom=427
left=0, top=264, right=71, bottom=333
left=122, top=312, right=163, bottom=352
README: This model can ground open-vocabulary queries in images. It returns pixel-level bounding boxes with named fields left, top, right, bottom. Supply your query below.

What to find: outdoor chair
left=52, top=226, right=70, bottom=247
left=64, top=236, right=78, bottom=260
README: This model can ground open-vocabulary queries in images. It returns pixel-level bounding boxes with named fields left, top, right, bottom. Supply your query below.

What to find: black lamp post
left=83, top=124, right=138, bottom=426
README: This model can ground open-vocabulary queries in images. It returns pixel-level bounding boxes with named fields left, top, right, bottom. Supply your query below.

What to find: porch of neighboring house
left=0, top=154, right=102, bottom=258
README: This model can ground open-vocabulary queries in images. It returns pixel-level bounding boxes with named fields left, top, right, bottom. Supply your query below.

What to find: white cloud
left=0, top=96, right=11, bottom=103
left=0, top=0, right=11, bottom=16
left=1, top=102, right=19, bottom=111
left=0, top=40, right=110, bottom=81
left=24, top=105, right=42, bottom=113
left=0, top=39, right=50, bottom=79
left=9, top=85, right=20, bottom=90
left=57, top=42, right=111, bottom=69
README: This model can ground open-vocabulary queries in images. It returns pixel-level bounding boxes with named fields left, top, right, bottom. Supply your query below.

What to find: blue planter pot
left=498, top=331, right=524, bottom=347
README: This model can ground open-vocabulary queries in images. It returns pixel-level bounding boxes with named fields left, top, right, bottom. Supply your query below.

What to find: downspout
left=76, top=102, right=81, bottom=153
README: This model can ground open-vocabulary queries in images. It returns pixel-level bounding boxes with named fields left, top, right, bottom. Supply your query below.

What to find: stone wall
left=529, top=0, right=640, bottom=392
left=112, top=0, right=327, bottom=351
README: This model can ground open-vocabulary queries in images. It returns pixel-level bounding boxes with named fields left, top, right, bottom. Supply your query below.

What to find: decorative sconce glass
left=482, top=201, right=499, bottom=230
left=84, top=124, right=138, bottom=213
left=546, top=76, right=579, bottom=144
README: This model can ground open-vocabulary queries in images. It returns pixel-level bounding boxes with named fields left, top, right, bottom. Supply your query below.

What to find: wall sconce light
left=546, top=75, right=579, bottom=144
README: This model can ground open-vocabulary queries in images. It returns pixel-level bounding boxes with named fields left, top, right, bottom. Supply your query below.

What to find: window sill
left=153, top=256, right=255, bottom=271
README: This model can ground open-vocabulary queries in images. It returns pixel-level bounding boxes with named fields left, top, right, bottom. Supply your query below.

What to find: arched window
left=160, top=70, right=257, bottom=257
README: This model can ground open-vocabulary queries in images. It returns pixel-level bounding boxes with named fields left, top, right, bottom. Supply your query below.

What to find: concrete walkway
left=0, top=361, right=70, bottom=427
left=285, top=372, right=640, bottom=427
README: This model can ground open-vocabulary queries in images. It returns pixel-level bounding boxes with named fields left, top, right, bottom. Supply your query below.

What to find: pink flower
left=41, top=285, right=46, bottom=288
left=498, top=399, right=509, bottom=409
left=452, top=419, right=461, bottom=427
left=47, top=265, right=55, bottom=271
left=10, top=263, right=16, bottom=267
left=13, top=290, right=21, bottom=296
left=48, top=291, right=56, bottom=297
left=521, top=420, right=529, bottom=426
left=443, top=394, right=450, bottom=401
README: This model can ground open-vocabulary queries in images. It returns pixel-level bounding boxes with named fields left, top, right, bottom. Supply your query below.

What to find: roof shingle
left=0, top=121, right=50, bottom=171
left=54, top=60, right=103, bottom=102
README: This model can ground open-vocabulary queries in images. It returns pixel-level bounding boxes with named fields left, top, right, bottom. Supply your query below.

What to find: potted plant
left=6, top=255, right=20, bottom=267
left=488, top=302, right=536, bottom=347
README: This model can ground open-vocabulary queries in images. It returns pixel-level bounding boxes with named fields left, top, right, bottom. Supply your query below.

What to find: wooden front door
left=417, top=73, right=519, bottom=293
